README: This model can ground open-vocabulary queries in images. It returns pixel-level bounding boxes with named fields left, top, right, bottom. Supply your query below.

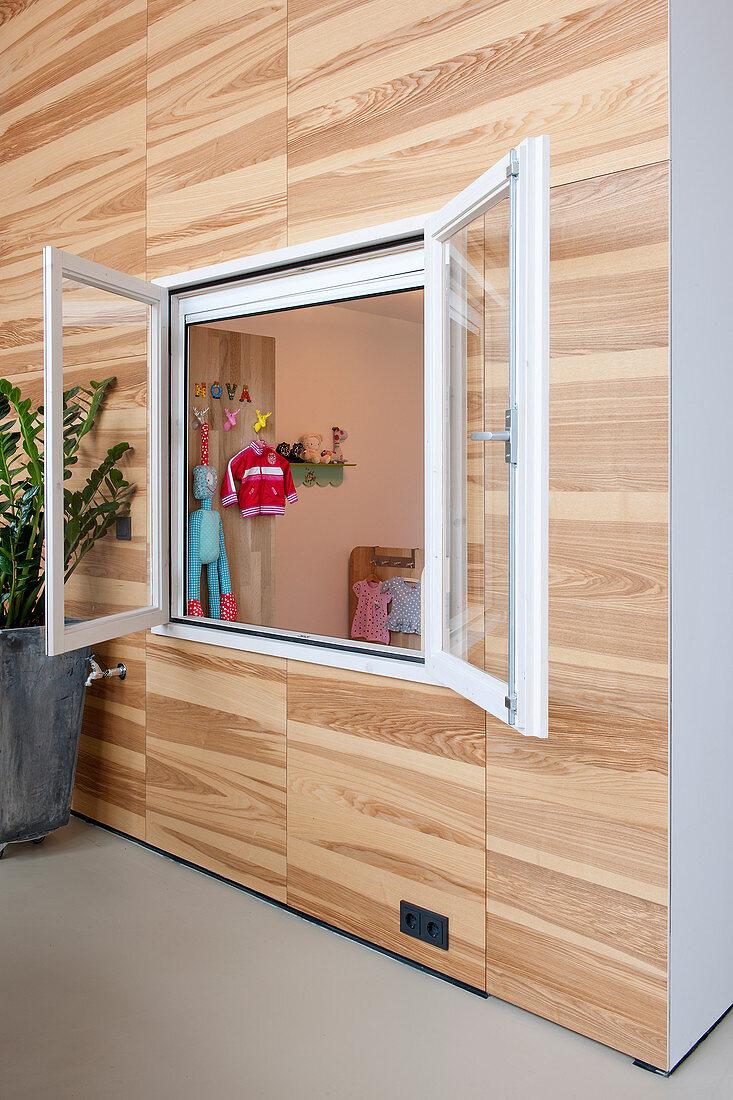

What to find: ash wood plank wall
left=287, top=664, right=487, bottom=988
left=283, top=3, right=669, bottom=1061
left=286, top=0, right=669, bottom=242
left=64, top=353, right=150, bottom=621
left=146, top=0, right=288, bottom=279
left=146, top=635, right=287, bottom=901
left=0, top=0, right=150, bottom=841
left=0, top=0, right=148, bottom=377
left=486, top=162, right=669, bottom=1068
left=187, top=327, right=276, bottom=625
left=72, top=634, right=147, bottom=838
left=0, top=0, right=670, bottom=1065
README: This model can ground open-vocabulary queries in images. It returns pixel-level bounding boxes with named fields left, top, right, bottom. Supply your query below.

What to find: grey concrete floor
left=1, top=817, right=732, bottom=1100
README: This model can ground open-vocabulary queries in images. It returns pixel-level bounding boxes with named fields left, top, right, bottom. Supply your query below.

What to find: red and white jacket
left=221, top=438, right=298, bottom=517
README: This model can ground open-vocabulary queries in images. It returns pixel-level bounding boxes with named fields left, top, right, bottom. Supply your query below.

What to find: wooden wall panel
left=63, top=354, right=150, bottom=621
left=72, top=632, right=147, bottom=840
left=286, top=0, right=668, bottom=242
left=146, top=634, right=287, bottom=902
left=1, top=0, right=673, bottom=1065
left=0, top=0, right=148, bottom=381
left=187, top=327, right=276, bottom=625
left=146, top=0, right=288, bottom=278
left=287, top=663, right=487, bottom=990
left=0, top=0, right=149, bottom=837
left=485, top=161, right=669, bottom=1067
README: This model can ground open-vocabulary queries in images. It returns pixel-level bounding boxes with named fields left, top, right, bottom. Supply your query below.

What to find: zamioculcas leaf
left=0, top=374, right=135, bottom=628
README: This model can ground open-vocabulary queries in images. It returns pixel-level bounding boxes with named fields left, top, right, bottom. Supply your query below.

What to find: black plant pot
left=0, top=626, right=89, bottom=851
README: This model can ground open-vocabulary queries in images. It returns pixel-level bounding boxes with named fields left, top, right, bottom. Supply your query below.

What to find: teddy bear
left=276, top=442, right=291, bottom=460
left=332, top=426, right=348, bottom=463
left=299, top=432, right=324, bottom=464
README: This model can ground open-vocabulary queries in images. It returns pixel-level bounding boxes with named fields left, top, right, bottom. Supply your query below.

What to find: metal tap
left=85, top=654, right=127, bottom=688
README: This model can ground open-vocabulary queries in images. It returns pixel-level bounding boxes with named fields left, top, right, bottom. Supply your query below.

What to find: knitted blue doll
left=187, top=416, right=237, bottom=621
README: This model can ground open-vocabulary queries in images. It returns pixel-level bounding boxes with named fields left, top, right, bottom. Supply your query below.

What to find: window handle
left=470, top=430, right=509, bottom=442
left=470, top=408, right=516, bottom=465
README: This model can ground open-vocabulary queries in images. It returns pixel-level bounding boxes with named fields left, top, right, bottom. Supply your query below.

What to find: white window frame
left=43, top=247, right=169, bottom=656
left=157, top=219, right=433, bottom=684
left=424, top=136, right=549, bottom=738
left=43, top=143, right=547, bottom=723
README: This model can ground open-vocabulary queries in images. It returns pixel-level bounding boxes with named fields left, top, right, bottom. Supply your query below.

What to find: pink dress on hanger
left=351, top=579, right=392, bottom=644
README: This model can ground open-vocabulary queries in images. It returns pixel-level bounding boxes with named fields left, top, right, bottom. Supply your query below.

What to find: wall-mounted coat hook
left=371, top=547, right=417, bottom=570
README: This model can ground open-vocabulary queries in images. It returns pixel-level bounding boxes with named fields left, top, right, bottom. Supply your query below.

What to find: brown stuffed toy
left=300, top=432, right=324, bottom=463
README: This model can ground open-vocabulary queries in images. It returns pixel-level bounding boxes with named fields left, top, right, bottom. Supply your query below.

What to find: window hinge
left=505, top=692, right=517, bottom=724
left=506, top=150, right=519, bottom=179
left=504, top=406, right=517, bottom=466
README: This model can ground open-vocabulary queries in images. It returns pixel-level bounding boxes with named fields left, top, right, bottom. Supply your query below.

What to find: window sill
left=153, top=619, right=432, bottom=684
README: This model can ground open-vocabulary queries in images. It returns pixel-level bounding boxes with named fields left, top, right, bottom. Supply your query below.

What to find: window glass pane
left=184, top=290, right=425, bottom=654
left=61, top=278, right=151, bottom=625
left=444, top=198, right=510, bottom=680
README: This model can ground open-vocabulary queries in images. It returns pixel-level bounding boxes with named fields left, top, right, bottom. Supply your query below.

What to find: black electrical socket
left=422, top=909, right=448, bottom=951
left=399, top=901, right=449, bottom=950
left=400, top=900, right=422, bottom=941
left=115, top=516, right=132, bottom=541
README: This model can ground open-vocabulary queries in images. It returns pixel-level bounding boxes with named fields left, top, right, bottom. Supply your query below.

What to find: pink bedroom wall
left=209, top=295, right=423, bottom=638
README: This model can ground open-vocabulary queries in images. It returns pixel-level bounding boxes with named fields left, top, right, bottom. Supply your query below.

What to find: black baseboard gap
left=70, top=811, right=489, bottom=1000
left=632, top=1058, right=671, bottom=1077
left=639, top=1001, right=733, bottom=1077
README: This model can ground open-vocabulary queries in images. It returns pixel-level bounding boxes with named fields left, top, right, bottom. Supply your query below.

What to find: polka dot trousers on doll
left=220, top=593, right=237, bottom=621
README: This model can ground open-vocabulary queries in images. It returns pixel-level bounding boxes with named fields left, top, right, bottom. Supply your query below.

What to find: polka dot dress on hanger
left=351, top=579, right=392, bottom=644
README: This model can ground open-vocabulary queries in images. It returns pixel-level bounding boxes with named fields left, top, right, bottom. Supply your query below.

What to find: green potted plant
left=0, top=377, right=133, bottom=856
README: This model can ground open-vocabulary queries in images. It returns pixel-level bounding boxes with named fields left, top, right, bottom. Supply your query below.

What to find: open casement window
left=424, top=137, right=549, bottom=738
left=43, top=248, right=169, bottom=656
left=42, top=141, right=546, bottom=711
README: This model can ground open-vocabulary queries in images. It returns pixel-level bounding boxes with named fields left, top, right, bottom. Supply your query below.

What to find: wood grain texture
left=287, top=662, right=487, bottom=988
left=72, top=631, right=147, bottom=840
left=0, top=0, right=150, bottom=841
left=486, top=161, right=669, bottom=1067
left=146, top=634, right=287, bottom=901
left=63, top=354, right=150, bottom=621
left=1, top=0, right=674, bottom=1064
left=0, top=0, right=148, bottom=380
left=287, top=0, right=668, bottom=242
left=146, top=0, right=288, bottom=277
left=187, top=326, right=276, bottom=625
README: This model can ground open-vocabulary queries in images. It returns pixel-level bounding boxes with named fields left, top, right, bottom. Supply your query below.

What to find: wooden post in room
left=187, top=327, right=276, bottom=626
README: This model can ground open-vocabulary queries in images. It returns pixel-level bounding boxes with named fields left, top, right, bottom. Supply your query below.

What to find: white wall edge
left=668, top=0, right=733, bottom=1070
